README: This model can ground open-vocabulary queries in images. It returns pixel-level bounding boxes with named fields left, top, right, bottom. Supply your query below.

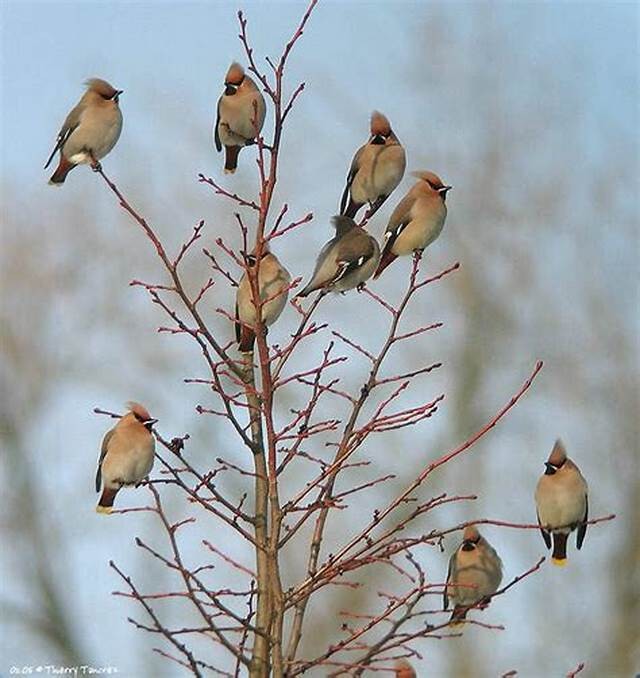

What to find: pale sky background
left=1, top=1, right=639, bottom=677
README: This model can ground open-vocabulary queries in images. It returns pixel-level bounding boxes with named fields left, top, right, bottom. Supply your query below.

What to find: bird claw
left=356, top=282, right=366, bottom=292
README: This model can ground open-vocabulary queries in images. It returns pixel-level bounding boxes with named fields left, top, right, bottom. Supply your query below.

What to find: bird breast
left=238, top=267, right=290, bottom=327
left=101, top=428, right=155, bottom=489
left=535, top=472, right=587, bottom=530
left=450, top=549, right=502, bottom=605
left=219, top=84, right=265, bottom=144
left=64, top=102, right=123, bottom=162
left=392, top=197, right=446, bottom=256
left=351, top=144, right=406, bottom=204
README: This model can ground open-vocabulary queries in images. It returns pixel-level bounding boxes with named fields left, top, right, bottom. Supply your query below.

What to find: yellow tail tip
left=552, top=557, right=568, bottom=567
left=96, top=505, right=113, bottom=515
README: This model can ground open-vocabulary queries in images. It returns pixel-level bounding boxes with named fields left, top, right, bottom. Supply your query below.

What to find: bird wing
left=443, top=553, right=454, bottom=610
left=214, top=97, right=222, bottom=152
left=44, top=102, right=84, bottom=169
left=339, top=145, right=363, bottom=214
left=95, top=428, right=114, bottom=492
left=379, top=191, right=415, bottom=254
left=576, top=494, right=588, bottom=549
left=298, top=237, right=340, bottom=296
left=330, top=230, right=376, bottom=283
left=536, top=509, right=552, bottom=549
left=234, top=302, right=242, bottom=344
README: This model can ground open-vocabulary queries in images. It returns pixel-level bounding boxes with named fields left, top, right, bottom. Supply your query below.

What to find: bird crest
left=126, top=401, right=152, bottom=422
left=370, top=110, right=391, bottom=136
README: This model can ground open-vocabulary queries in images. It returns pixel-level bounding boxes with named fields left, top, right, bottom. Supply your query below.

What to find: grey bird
left=95, top=402, right=156, bottom=514
left=297, top=216, right=380, bottom=297
left=214, top=62, right=266, bottom=173
left=444, top=525, right=503, bottom=623
left=45, top=78, right=123, bottom=185
left=375, top=170, right=451, bottom=279
left=340, top=110, right=406, bottom=219
left=235, top=247, right=291, bottom=353
left=535, top=439, right=589, bottom=566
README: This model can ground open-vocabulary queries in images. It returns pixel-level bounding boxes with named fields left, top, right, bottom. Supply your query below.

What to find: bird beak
left=439, top=186, right=453, bottom=194
left=116, top=90, right=124, bottom=96
left=147, top=418, right=158, bottom=426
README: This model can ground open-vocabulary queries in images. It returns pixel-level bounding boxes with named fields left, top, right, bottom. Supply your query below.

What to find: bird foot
left=356, top=282, right=366, bottom=292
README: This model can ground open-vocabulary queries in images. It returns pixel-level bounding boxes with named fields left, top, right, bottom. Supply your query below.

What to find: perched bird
left=235, top=247, right=291, bottom=352
left=339, top=111, right=406, bottom=219
left=297, top=216, right=380, bottom=297
left=374, top=171, right=451, bottom=279
left=394, top=659, right=417, bottom=678
left=535, top=439, right=589, bottom=566
left=214, top=62, right=266, bottom=173
left=95, top=402, right=156, bottom=514
left=44, top=78, right=123, bottom=185
left=444, top=525, right=503, bottom=623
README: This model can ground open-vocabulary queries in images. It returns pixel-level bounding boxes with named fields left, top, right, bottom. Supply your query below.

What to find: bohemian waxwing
left=375, top=171, right=451, bottom=279
left=95, top=402, right=156, bottom=514
left=444, top=525, right=503, bottom=623
left=45, top=78, right=123, bottom=185
left=235, top=247, right=291, bottom=353
left=339, top=111, right=406, bottom=220
left=535, top=439, right=589, bottom=566
left=214, top=62, right=266, bottom=173
left=297, top=216, right=380, bottom=297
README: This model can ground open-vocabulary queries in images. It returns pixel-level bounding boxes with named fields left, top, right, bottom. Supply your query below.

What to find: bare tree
left=55, top=5, right=622, bottom=677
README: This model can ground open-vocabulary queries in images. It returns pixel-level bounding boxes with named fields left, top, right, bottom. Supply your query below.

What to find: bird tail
left=449, top=606, right=467, bottom=625
left=344, top=199, right=360, bottom=219
left=96, top=487, right=118, bottom=514
left=374, top=248, right=397, bottom=279
left=551, top=533, right=568, bottom=566
left=48, top=156, right=74, bottom=185
left=224, top=145, right=241, bottom=174
left=237, top=325, right=255, bottom=353
left=296, top=282, right=316, bottom=299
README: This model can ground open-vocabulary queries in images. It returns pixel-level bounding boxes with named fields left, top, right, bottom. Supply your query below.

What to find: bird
left=95, top=402, right=156, bottom=514
left=394, top=659, right=416, bottom=678
left=235, top=247, right=291, bottom=352
left=535, top=439, right=589, bottom=566
left=214, top=62, right=266, bottom=174
left=339, top=110, right=406, bottom=220
left=374, top=170, right=451, bottom=279
left=44, top=78, right=123, bottom=185
left=444, top=525, right=503, bottom=623
left=297, top=216, right=380, bottom=297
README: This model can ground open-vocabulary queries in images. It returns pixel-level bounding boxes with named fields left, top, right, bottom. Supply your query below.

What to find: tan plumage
left=535, top=439, right=589, bottom=566
left=444, top=526, right=503, bottom=623
left=45, top=78, right=123, bottom=185
left=214, top=62, right=266, bottom=173
left=297, top=216, right=380, bottom=297
left=340, top=111, right=406, bottom=219
left=375, top=170, right=451, bottom=279
left=235, top=249, right=291, bottom=352
left=95, top=402, right=156, bottom=514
